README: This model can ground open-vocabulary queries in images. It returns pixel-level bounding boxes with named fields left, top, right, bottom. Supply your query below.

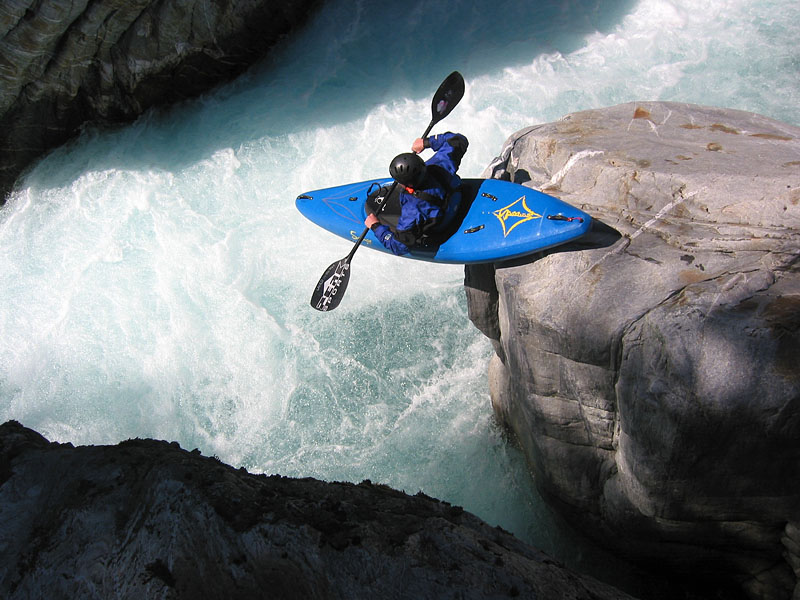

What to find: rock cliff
left=466, top=102, right=800, bottom=600
left=0, top=420, right=639, bottom=600
left=0, top=0, right=321, bottom=202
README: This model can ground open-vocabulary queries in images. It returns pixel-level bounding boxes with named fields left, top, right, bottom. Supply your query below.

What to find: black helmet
left=389, top=153, right=426, bottom=187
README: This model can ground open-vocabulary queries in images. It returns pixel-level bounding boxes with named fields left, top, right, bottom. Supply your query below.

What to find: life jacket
left=403, top=164, right=457, bottom=208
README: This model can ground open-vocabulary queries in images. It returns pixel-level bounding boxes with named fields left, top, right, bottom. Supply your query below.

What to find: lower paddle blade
left=310, top=257, right=351, bottom=312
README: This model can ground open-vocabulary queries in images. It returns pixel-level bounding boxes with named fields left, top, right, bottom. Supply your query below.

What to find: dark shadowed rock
left=0, top=420, right=639, bottom=600
left=0, top=0, right=322, bottom=202
left=466, top=102, right=800, bottom=600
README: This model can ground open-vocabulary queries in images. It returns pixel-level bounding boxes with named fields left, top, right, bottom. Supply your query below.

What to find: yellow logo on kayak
left=493, top=196, right=541, bottom=237
left=350, top=230, right=373, bottom=245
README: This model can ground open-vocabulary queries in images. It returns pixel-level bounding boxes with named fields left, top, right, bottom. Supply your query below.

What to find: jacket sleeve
left=426, top=132, right=469, bottom=176
left=371, top=223, right=411, bottom=256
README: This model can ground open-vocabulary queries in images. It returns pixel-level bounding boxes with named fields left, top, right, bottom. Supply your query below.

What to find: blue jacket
left=372, top=132, right=468, bottom=255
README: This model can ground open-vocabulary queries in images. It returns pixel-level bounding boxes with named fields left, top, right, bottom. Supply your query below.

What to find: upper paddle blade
left=431, top=71, right=465, bottom=125
left=310, top=257, right=352, bottom=312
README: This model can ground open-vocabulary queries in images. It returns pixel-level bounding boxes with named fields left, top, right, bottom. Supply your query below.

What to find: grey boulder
left=466, top=101, right=800, bottom=600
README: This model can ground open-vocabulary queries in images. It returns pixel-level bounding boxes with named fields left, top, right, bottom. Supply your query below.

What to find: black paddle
left=310, top=71, right=466, bottom=312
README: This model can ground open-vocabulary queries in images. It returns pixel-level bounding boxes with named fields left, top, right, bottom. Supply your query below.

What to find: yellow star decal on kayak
left=493, top=196, right=542, bottom=237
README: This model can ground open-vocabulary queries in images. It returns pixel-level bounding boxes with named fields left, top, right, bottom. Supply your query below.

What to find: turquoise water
left=2, top=0, right=798, bottom=588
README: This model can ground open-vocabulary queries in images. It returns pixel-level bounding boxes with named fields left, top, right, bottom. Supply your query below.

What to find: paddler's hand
left=365, top=214, right=379, bottom=229
left=412, top=138, right=425, bottom=154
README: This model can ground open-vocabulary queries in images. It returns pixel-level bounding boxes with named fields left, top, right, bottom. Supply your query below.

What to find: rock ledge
left=0, top=420, right=637, bottom=600
left=467, top=101, right=800, bottom=600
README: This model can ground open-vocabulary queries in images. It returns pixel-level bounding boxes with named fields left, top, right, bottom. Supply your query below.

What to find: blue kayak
left=296, top=177, right=591, bottom=264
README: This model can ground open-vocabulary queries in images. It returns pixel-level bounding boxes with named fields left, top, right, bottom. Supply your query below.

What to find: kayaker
left=365, top=131, right=468, bottom=255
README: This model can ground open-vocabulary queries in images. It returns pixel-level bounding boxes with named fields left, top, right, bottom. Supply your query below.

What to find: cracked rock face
left=0, top=420, right=638, bottom=600
left=466, top=102, right=800, bottom=600
left=0, top=0, right=321, bottom=201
